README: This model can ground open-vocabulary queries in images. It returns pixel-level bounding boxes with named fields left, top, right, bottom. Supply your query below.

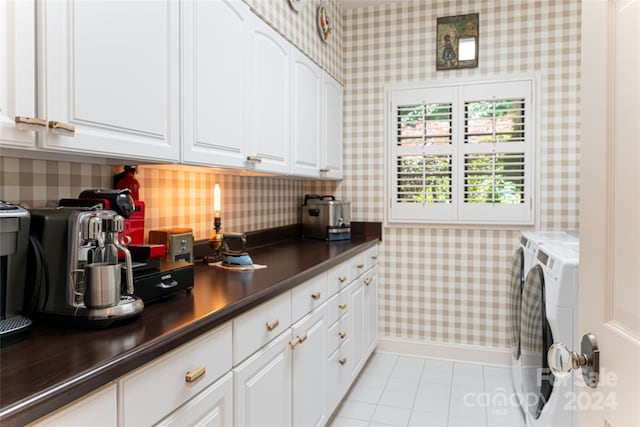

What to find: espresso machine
left=0, top=201, right=31, bottom=346
left=25, top=208, right=144, bottom=327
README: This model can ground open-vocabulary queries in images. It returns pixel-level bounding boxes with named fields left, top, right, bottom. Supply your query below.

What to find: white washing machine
left=510, top=231, right=577, bottom=401
left=519, top=239, right=579, bottom=427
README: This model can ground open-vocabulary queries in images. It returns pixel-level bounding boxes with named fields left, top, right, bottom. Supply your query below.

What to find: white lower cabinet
left=156, top=372, right=233, bottom=427
left=364, top=266, right=379, bottom=357
left=119, top=322, right=232, bottom=426
left=349, top=277, right=366, bottom=378
left=28, top=245, right=379, bottom=427
left=234, top=328, right=293, bottom=427
left=27, top=383, right=117, bottom=427
left=291, top=305, right=328, bottom=427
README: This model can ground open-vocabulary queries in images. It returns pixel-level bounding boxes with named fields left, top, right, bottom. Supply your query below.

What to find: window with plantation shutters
left=387, top=78, right=534, bottom=224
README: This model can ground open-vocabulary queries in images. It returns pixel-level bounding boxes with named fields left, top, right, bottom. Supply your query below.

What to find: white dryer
left=510, top=231, right=577, bottom=400
left=519, top=240, right=579, bottom=427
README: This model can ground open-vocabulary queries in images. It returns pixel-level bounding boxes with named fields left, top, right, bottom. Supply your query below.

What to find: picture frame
left=436, top=13, right=479, bottom=70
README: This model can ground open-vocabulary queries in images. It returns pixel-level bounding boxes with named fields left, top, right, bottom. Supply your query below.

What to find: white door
left=182, top=0, right=250, bottom=168
left=39, top=0, right=180, bottom=161
left=321, top=74, right=343, bottom=179
left=234, top=329, right=292, bottom=427
left=291, top=305, right=328, bottom=427
left=290, top=47, right=322, bottom=177
left=247, top=14, right=290, bottom=174
left=578, top=1, right=640, bottom=425
left=0, top=0, right=39, bottom=150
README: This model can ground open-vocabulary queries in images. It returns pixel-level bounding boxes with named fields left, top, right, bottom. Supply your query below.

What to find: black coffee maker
left=0, top=201, right=31, bottom=347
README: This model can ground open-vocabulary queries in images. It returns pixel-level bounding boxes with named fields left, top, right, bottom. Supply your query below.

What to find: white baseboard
left=376, top=337, right=512, bottom=367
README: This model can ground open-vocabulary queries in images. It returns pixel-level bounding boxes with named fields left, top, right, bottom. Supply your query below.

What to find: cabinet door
left=39, top=0, right=179, bottom=161
left=235, top=329, right=292, bottom=427
left=327, top=340, right=352, bottom=415
left=321, top=74, right=343, bottom=179
left=156, top=372, right=233, bottom=427
left=349, top=279, right=365, bottom=378
left=0, top=0, right=38, bottom=149
left=29, top=383, right=116, bottom=427
left=364, top=267, right=379, bottom=357
left=247, top=14, right=290, bottom=174
left=291, top=305, right=328, bottom=427
left=182, top=0, right=250, bottom=168
left=290, top=47, right=322, bottom=177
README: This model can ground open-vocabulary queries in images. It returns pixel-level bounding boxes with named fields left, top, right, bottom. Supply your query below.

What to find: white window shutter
left=387, top=78, right=535, bottom=225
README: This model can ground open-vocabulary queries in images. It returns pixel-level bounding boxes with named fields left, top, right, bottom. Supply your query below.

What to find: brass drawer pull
left=290, top=333, right=308, bottom=350
left=338, top=276, right=347, bottom=283
left=371, top=255, right=378, bottom=261
left=311, top=292, right=321, bottom=300
left=48, top=120, right=75, bottom=133
left=15, top=116, right=47, bottom=129
left=339, top=357, right=347, bottom=366
left=357, top=263, right=364, bottom=269
left=338, top=303, right=347, bottom=310
left=266, top=319, right=280, bottom=331
left=185, top=366, right=206, bottom=383
left=364, top=277, right=373, bottom=286
left=320, top=168, right=331, bottom=173
left=338, top=331, right=346, bottom=339
left=246, top=155, right=262, bottom=163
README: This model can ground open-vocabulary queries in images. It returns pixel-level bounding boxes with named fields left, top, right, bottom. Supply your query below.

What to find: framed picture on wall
left=436, top=13, right=479, bottom=70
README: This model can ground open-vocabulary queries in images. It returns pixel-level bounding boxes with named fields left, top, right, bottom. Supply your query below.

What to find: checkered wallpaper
left=0, top=0, right=582, bottom=351
left=337, top=0, right=581, bottom=348
left=244, top=0, right=344, bottom=83
left=0, top=159, right=304, bottom=241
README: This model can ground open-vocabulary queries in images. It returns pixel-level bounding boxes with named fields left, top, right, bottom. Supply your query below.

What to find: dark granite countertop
left=0, top=230, right=380, bottom=427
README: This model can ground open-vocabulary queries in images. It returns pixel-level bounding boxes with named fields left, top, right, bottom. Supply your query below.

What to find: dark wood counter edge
left=0, top=237, right=380, bottom=427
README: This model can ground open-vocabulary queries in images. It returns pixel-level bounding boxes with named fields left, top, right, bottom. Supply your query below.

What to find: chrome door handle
left=547, top=333, right=599, bottom=388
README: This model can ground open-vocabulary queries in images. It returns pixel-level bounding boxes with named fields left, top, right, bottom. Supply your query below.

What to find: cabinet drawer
left=156, top=372, right=233, bottom=427
left=326, top=286, right=349, bottom=326
left=291, top=272, right=328, bottom=322
left=120, top=322, right=232, bottom=426
left=234, top=291, right=291, bottom=364
left=327, top=312, right=349, bottom=355
left=327, top=260, right=349, bottom=296
left=29, top=383, right=117, bottom=427
left=349, top=253, right=367, bottom=279
left=365, top=245, right=379, bottom=269
left=327, top=340, right=352, bottom=414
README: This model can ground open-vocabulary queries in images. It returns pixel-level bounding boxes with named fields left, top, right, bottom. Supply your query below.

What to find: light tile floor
left=330, top=352, right=527, bottom=427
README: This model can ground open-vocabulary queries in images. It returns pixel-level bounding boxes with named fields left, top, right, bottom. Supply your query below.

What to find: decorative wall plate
left=289, top=0, right=306, bottom=12
left=317, top=3, right=332, bottom=43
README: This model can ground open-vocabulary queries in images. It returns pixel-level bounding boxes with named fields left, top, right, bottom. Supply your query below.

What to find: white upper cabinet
left=38, top=0, right=180, bottom=162
left=0, top=0, right=39, bottom=150
left=321, top=74, right=344, bottom=179
left=290, top=47, right=322, bottom=177
left=182, top=0, right=250, bottom=168
left=246, top=14, right=291, bottom=174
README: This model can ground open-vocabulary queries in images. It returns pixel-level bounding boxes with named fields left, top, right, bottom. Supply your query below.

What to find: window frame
left=384, top=75, right=539, bottom=226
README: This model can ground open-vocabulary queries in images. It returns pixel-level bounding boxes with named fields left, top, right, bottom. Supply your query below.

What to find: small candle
left=214, top=184, right=221, bottom=218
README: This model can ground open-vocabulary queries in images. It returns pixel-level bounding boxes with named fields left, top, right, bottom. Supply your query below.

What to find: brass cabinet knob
left=338, top=303, right=347, bottom=310
left=339, top=357, right=347, bottom=365
left=364, top=277, right=373, bottom=286
left=311, top=292, right=321, bottom=300
left=265, top=319, right=280, bottom=331
left=338, top=276, right=347, bottom=283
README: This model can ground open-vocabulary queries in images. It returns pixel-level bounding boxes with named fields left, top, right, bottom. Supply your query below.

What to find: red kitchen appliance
left=59, top=189, right=145, bottom=246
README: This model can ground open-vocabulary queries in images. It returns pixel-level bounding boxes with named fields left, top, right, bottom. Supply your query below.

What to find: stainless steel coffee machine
left=25, top=208, right=143, bottom=327
left=0, top=201, right=31, bottom=346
